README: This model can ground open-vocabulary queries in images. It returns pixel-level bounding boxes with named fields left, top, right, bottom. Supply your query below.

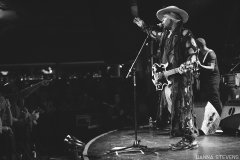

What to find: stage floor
left=83, top=127, right=240, bottom=160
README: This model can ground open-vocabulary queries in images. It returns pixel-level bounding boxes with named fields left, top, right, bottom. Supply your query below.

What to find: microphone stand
left=106, top=35, right=149, bottom=155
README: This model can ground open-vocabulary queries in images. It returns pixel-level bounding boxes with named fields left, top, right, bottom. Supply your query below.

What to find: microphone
left=147, top=23, right=163, bottom=31
left=157, top=23, right=163, bottom=29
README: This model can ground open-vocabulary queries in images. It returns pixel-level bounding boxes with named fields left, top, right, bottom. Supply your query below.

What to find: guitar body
left=151, top=61, right=196, bottom=91
left=152, top=63, right=171, bottom=91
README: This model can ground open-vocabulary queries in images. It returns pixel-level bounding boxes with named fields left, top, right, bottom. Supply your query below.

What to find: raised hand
left=133, top=17, right=145, bottom=28
left=32, top=111, right=40, bottom=125
left=32, top=110, right=40, bottom=121
left=22, top=107, right=30, bottom=119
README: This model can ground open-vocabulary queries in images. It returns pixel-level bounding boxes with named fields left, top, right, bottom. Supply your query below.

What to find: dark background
left=1, top=0, right=240, bottom=158
left=0, top=0, right=240, bottom=74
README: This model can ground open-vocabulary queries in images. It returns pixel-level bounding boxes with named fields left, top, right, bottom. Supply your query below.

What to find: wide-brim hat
left=156, top=6, right=189, bottom=23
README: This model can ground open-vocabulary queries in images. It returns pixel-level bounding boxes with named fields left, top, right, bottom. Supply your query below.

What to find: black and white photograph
left=0, top=0, right=240, bottom=160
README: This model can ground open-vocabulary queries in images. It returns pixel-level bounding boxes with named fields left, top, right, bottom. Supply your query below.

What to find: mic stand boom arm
left=126, top=34, right=149, bottom=78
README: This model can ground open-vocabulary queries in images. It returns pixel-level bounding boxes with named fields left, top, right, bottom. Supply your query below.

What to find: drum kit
left=222, top=56, right=240, bottom=101
left=222, top=73, right=240, bottom=87
left=222, top=57, right=240, bottom=87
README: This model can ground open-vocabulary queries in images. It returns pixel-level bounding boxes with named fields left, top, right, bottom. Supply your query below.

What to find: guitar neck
left=163, top=67, right=180, bottom=77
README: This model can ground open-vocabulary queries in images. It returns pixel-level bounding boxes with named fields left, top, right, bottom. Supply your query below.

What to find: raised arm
left=133, top=17, right=162, bottom=40
left=19, top=79, right=51, bottom=98
left=5, top=99, right=13, bottom=126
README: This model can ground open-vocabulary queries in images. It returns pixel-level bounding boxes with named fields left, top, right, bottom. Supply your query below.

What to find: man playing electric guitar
left=134, top=6, right=200, bottom=150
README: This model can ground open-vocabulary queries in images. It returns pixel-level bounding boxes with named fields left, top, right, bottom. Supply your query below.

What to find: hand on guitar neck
left=178, top=62, right=193, bottom=74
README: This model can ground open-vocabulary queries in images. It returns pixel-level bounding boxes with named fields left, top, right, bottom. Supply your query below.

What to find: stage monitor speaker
left=220, top=100, right=240, bottom=131
left=193, top=102, right=220, bottom=135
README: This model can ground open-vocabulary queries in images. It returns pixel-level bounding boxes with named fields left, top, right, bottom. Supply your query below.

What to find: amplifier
left=220, top=100, right=240, bottom=131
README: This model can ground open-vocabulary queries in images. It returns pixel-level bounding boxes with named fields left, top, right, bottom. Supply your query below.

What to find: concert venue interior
left=0, top=0, right=240, bottom=160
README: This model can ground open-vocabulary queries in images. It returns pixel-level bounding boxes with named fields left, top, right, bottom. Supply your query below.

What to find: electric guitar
left=152, top=61, right=196, bottom=91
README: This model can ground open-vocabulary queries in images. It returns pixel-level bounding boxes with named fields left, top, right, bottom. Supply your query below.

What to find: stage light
left=41, top=67, right=53, bottom=74
left=0, top=71, right=9, bottom=76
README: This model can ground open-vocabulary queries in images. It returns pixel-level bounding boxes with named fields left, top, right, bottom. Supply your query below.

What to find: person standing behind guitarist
left=196, top=38, right=222, bottom=116
left=134, top=6, right=199, bottom=150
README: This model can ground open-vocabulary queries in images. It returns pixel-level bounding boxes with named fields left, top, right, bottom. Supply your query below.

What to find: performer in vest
left=196, top=38, right=222, bottom=115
